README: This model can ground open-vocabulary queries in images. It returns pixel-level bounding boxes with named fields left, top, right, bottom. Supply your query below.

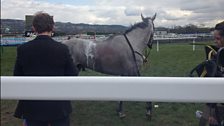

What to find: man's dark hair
left=32, top=12, right=54, bottom=33
left=215, top=21, right=224, bottom=37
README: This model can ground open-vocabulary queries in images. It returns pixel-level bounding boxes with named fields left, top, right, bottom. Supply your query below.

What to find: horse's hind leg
left=146, top=102, right=152, bottom=120
left=117, top=101, right=126, bottom=118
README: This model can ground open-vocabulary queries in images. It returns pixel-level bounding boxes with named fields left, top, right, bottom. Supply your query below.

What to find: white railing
left=153, top=37, right=197, bottom=52
left=1, top=76, right=224, bottom=103
left=154, top=37, right=197, bottom=41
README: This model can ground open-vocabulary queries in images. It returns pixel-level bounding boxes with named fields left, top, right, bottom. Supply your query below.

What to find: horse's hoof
left=146, top=110, right=152, bottom=120
left=118, top=112, right=126, bottom=119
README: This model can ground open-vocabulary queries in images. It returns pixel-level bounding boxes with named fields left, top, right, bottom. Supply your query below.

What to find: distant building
left=25, top=15, right=34, bottom=31
left=155, top=30, right=168, bottom=35
left=25, top=15, right=34, bottom=37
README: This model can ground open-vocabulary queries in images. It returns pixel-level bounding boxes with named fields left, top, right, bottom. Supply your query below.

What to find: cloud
left=1, top=0, right=224, bottom=27
left=124, top=7, right=142, bottom=16
left=179, top=0, right=224, bottom=12
left=176, top=0, right=224, bottom=27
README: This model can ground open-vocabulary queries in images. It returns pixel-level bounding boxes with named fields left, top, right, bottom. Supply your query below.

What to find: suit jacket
left=14, top=35, right=79, bottom=121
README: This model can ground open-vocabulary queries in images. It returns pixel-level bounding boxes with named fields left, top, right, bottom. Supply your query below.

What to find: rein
left=124, top=34, right=141, bottom=76
left=143, top=49, right=151, bottom=63
left=134, top=51, right=149, bottom=63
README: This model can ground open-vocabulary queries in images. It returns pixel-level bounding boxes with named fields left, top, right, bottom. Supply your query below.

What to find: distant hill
left=1, top=19, right=127, bottom=35
left=1, top=19, right=25, bottom=34
left=55, top=22, right=127, bottom=35
left=1, top=19, right=212, bottom=35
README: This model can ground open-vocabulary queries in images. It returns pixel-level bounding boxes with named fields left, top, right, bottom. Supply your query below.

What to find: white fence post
left=193, top=39, right=196, bottom=51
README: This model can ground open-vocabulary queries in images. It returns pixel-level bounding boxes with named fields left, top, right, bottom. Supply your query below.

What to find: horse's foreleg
left=117, top=101, right=126, bottom=118
left=76, top=64, right=86, bottom=71
left=146, top=102, right=152, bottom=120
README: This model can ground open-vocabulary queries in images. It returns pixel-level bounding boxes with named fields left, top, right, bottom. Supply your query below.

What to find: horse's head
left=141, top=13, right=156, bottom=48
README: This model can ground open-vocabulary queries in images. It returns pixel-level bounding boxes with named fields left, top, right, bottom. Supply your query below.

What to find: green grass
left=140, top=43, right=205, bottom=76
left=1, top=43, right=208, bottom=126
left=1, top=47, right=17, bottom=76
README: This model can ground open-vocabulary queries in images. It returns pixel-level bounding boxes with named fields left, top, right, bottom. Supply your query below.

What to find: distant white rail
left=154, top=37, right=197, bottom=52
left=154, top=37, right=197, bottom=41
left=1, top=76, right=224, bottom=103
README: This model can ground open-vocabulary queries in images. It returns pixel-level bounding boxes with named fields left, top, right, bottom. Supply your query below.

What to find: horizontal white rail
left=154, top=37, right=197, bottom=41
left=1, top=76, right=224, bottom=103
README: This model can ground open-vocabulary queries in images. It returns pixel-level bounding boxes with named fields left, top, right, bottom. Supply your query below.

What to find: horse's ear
left=141, top=13, right=145, bottom=21
left=152, top=13, right=156, bottom=21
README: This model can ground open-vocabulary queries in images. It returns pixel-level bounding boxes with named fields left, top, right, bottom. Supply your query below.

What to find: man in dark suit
left=13, top=11, right=79, bottom=126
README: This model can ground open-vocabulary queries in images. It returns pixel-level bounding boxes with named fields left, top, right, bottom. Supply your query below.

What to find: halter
left=124, top=26, right=154, bottom=62
left=142, top=21, right=155, bottom=63
left=123, top=17, right=155, bottom=75
left=144, top=33, right=154, bottom=62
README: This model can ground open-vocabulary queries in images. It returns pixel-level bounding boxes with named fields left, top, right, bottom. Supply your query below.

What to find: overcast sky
left=1, top=0, right=224, bottom=27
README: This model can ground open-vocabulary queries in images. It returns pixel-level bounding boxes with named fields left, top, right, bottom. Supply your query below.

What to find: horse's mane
left=125, top=21, right=148, bottom=34
left=103, top=22, right=148, bottom=40
left=104, top=20, right=150, bottom=41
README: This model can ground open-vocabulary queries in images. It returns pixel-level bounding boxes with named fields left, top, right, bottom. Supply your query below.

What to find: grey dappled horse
left=63, top=14, right=156, bottom=118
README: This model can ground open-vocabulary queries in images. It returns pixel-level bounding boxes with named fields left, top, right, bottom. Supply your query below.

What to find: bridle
left=124, top=21, right=154, bottom=60
left=123, top=18, right=155, bottom=75
left=143, top=21, right=155, bottom=62
left=144, top=33, right=154, bottom=62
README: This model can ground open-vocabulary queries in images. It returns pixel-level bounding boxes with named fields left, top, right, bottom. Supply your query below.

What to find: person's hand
left=208, top=116, right=218, bottom=125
